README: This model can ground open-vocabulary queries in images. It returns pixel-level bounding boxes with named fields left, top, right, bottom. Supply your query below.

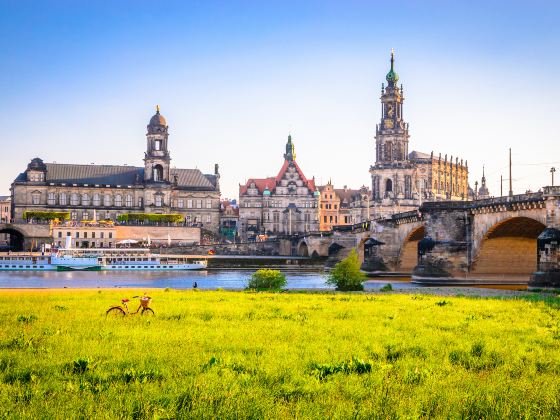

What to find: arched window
left=153, top=165, right=164, bottom=182
left=114, top=194, right=122, bottom=207
left=93, top=193, right=100, bottom=206
left=60, top=193, right=67, bottom=206
left=47, top=192, right=56, bottom=205
left=125, top=195, right=132, bottom=207
left=386, top=179, right=393, bottom=193
left=70, top=193, right=79, bottom=206
left=385, top=142, right=393, bottom=161
left=154, top=140, right=162, bottom=151
left=103, top=194, right=112, bottom=207
left=82, top=193, right=90, bottom=206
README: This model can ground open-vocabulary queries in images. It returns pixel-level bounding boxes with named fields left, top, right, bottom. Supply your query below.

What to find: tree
left=326, top=249, right=366, bottom=291
left=247, top=269, right=287, bottom=290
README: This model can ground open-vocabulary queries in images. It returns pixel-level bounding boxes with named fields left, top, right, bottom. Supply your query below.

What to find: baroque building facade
left=239, top=136, right=320, bottom=238
left=11, top=107, right=221, bottom=233
left=318, top=182, right=362, bottom=231
left=369, top=51, right=469, bottom=218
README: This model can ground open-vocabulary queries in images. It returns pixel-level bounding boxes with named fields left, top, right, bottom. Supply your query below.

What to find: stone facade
left=239, top=136, right=320, bottom=238
left=52, top=225, right=117, bottom=249
left=10, top=108, right=221, bottom=234
left=369, top=52, right=469, bottom=218
left=0, top=196, right=12, bottom=246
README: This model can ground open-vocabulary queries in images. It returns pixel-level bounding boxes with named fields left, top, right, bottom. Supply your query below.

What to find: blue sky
left=1, top=0, right=559, bottom=199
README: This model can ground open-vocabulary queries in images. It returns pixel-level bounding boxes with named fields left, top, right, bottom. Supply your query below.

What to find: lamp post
left=551, top=167, right=556, bottom=187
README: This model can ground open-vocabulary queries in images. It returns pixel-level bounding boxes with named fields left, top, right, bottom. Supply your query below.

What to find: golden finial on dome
left=156, top=104, right=160, bottom=114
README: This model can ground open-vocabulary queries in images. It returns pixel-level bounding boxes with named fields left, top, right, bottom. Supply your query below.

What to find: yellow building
left=318, top=182, right=361, bottom=231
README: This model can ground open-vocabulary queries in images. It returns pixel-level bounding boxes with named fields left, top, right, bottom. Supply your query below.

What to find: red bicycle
left=106, top=294, right=154, bottom=317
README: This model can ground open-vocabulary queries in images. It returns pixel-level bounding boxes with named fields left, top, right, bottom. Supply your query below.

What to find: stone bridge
left=0, top=223, right=52, bottom=250
left=297, top=186, right=560, bottom=287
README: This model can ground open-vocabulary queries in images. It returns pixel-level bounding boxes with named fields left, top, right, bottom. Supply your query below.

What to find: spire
left=156, top=104, right=160, bottom=114
left=284, top=134, right=296, bottom=161
left=386, top=48, right=399, bottom=85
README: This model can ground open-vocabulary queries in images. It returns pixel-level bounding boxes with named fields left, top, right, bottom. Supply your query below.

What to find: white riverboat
left=0, top=248, right=208, bottom=271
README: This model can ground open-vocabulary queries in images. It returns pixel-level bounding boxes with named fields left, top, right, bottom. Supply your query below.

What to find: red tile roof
left=240, top=159, right=316, bottom=195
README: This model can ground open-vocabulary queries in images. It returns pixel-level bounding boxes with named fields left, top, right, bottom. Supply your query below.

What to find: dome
left=313, top=190, right=320, bottom=197
left=149, top=105, right=167, bottom=127
left=386, top=69, right=399, bottom=84
left=27, top=157, right=46, bottom=171
left=263, top=187, right=271, bottom=196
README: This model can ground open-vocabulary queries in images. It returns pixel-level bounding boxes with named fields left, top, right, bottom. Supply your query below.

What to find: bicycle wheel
left=141, top=307, right=155, bottom=316
left=106, top=307, right=126, bottom=317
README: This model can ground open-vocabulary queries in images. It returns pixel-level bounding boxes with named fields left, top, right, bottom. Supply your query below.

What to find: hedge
left=117, top=213, right=185, bottom=223
left=22, top=211, right=70, bottom=221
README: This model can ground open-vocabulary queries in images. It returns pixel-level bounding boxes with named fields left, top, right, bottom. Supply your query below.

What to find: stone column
left=530, top=186, right=560, bottom=288
left=412, top=205, right=471, bottom=283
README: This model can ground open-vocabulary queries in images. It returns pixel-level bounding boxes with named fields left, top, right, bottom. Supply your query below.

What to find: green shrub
left=247, top=269, right=287, bottom=290
left=117, top=213, right=185, bottom=223
left=380, top=283, right=393, bottom=292
left=326, top=249, right=366, bottom=291
left=22, top=211, right=70, bottom=221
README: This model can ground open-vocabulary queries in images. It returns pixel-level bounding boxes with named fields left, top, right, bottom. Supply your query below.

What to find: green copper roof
left=386, top=49, right=399, bottom=84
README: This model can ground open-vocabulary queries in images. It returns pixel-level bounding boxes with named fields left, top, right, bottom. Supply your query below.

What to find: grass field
left=1, top=289, right=560, bottom=418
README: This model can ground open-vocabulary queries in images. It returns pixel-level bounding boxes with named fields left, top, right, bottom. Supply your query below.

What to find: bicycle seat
left=121, top=298, right=130, bottom=303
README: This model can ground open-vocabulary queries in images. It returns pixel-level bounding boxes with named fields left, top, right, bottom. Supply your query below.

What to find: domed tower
left=375, top=49, right=410, bottom=163
left=284, top=135, right=296, bottom=162
left=26, top=158, right=47, bottom=182
left=144, top=105, right=171, bottom=183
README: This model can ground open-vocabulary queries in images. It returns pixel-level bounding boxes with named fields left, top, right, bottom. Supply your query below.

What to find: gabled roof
left=275, top=160, right=316, bottom=192
left=240, top=159, right=317, bottom=196
left=239, top=177, right=276, bottom=195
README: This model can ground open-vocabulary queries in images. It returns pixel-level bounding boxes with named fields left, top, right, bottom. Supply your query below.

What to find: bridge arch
left=471, top=216, right=545, bottom=276
left=397, top=225, right=425, bottom=272
left=297, top=241, right=309, bottom=257
left=0, top=226, right=26, bottom=251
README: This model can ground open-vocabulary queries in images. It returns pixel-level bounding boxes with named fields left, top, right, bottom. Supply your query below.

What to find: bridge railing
left=420, top=192, right=544, bottom=211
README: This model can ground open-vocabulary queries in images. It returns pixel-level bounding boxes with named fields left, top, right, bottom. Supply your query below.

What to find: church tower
left=144, top=105, right=171, bottom=183
left=375, top=50, right=410, bottom=163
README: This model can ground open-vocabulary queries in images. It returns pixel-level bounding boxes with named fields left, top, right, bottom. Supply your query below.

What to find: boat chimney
left=65, top=233, right=72, bottom=250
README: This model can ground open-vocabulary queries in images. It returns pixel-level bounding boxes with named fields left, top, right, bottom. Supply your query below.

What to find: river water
left=0, top=270, right=416, bottom=290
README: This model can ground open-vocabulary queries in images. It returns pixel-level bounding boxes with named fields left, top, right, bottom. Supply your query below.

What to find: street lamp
left=551, top=167, right=556, bottom=187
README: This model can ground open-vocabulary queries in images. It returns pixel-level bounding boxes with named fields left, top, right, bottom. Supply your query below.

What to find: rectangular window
left=100, top=232, right=104, bottom=239
left=178, top=199, right=184, bottom=208
left=109, top=232, right=113, bottom=239
left=197, top=200, right=202, bottom=209
left=84, top=232, right=88, bottom=238
left=206, top=214, right=211, bottom=223
left=155, top=196, right=162, bottom=207
left=75, top=232, right=79, bottom=238
left=323, top=216, right=327, bottom=223
left=92, top=232, right=96, bottom=239
left=206, top=199, right=212, bottom=209
left=71, top=212, right=78, bottom=220
left=47, top=193, right=56, bottom=205
left=32, top=194, right=40, bottom=205
left=58, top=232, right=62, bottom=238
left=187, top=199, right=193, bottom=208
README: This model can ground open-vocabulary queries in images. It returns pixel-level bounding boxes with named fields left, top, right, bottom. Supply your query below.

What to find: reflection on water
left=0, top=270, right=416, bottom=290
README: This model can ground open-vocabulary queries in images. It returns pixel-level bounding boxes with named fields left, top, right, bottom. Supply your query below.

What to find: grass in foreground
left=0, top=289, right=560, bottom=418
